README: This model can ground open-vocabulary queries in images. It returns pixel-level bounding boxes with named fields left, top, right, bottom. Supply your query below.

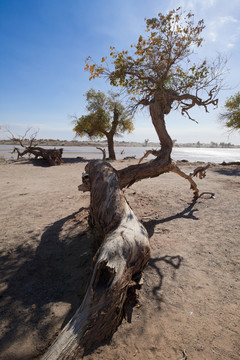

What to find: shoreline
left=1, top=144, right=239, bottom=164
left=0, top=139, right=239, bottom=148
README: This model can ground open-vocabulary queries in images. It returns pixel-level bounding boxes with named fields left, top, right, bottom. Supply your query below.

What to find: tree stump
left=42, top=160, right=150, bottom=359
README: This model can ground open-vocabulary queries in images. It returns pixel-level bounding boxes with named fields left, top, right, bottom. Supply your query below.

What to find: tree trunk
left=149, top=95, right=173, bottom=154
left=106, top=134, right=116, bottom=160
left=42, top=160, right=150, bottom=359
left=115, top=97, right=199, bottom=197
left=118, top=98, right=173, bottom=187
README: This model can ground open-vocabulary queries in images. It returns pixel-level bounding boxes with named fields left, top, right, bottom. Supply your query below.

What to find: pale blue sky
left=0, top=0, right=240, bottom=144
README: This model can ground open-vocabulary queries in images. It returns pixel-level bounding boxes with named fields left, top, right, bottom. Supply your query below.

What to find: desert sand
left=0, top=156, right=239, bottom=360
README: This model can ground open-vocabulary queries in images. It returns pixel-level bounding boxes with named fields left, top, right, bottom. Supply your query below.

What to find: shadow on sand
left=0, top=198, right=200, bottom=359
left=148, top=255, right=183, bottom=305
left=214, top=166, right=240, bottom=177
left=9, top=156, right=90, bottom=167
left=0, top=208, right=96, bottom=359
left=142, top=198, right=199, bottom=238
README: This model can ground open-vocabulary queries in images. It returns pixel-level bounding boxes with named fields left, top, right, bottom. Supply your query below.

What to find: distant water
left=0, top=144, right=239, bottom=163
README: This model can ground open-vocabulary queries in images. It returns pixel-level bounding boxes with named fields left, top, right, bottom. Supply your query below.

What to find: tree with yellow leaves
left=41, top=9, right=227, bottom=358
left=85, top=7, right=226, bottom=188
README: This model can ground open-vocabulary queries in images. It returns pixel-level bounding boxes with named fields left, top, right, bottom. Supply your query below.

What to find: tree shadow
left=142, top=198, right=199, bottom=238
left=62, top=157, right=89, bottom=164
left=148, top=255, right=183, bottom=306
left=8, top=157, right=49, bottom=167
left=10, top=156, right=90, bottom=167
left=0, top=208, right=96, bottom=358
left=213, top=167, right=240, bottom=177
left=0, top=198, right=196, bottom=358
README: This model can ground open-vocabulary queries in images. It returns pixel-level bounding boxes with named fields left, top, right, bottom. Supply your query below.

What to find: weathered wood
left=138, top=149, right=159, bottom=164
left=13, top=146, right=63, bottom=165
left=79, top=157, right=200, bottom=198
left=42, top=160, right=150, bottom=359
left=119, top=153, right=200, bottom=197
left=170, top=163, right=199, bottom=198
left=190, top=163, right=210, bottom=179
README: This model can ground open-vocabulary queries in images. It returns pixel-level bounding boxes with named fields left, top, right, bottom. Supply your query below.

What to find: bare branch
left=6, top=127, right=39, bottom=148
left=96, top=147, right=106, bottom=160
left=173, top=86, right=219, bottom=122
left=138, top=149, right=160, bottom=164
left=190, top=163, right=210, bottom=179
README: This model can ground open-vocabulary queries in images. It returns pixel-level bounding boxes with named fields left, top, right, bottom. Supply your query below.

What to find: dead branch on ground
left=8, top=128, right=63, bottom=166
left=190, top=164, right=210, bottom=179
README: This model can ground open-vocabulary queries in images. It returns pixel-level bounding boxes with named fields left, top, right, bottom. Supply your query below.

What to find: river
left=0, top=144, right=239, bottom=163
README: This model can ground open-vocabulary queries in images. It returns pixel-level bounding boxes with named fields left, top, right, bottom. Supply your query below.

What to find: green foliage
left=74, top=110, right=108, bottom=139
left=85, top=7, right=224, bottom=109
left=220, top=92, right=240, bottom=131
left=73, top=89, right=134, bottom=139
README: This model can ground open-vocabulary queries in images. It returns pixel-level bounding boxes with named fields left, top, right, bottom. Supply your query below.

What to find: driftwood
left=42, top=160, right=150, bottom=359
left=13, top=146, right=63, bottom=166
left=190, top=163, right=210, bottom=179
left=7, top=129, right=63, bottom=166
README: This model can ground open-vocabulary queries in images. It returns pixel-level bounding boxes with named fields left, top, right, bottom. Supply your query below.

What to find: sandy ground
left=0, top=156, right=239, bottom=360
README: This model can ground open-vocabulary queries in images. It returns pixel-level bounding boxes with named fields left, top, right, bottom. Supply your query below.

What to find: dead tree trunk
left=42, top=160, right=150, bottom=359
left=9, top=128, right=63, bottom=166
left=116, top=97, right=172, bottom=187
left=13, top=146, right=63, bottom=165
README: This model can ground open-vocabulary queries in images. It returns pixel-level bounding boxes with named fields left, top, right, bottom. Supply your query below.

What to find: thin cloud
left=170, top=0, right=216, bottom=10
left=206, top=15, right=240, bottom=49
left=219, top=16, right=238, bottom=24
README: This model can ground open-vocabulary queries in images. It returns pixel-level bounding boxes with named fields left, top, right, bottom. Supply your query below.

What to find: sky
left=0, top=0, right=240, bottom=144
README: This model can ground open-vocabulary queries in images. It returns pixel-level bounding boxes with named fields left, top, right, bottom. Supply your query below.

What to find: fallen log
left=42, top=160, right=150, bottom=359
left=13, top=146, right=63, bottom=166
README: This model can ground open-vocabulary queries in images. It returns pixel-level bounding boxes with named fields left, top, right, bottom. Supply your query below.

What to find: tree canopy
left=82, top=7, right=226, bottom=189
left=85, top=7, right=225, bottom=123
left=220, top=92, right=240, bottom=131
left=73, top=89, right=134, bottom=159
